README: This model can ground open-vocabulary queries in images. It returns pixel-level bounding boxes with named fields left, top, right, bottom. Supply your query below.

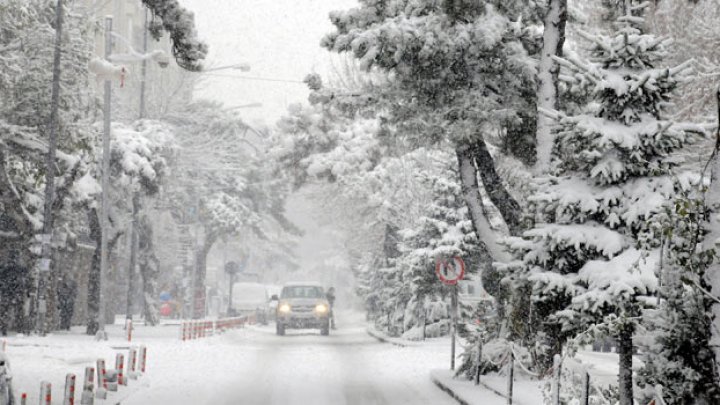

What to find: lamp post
left=97, top=15, right=112, bottom=336
left=88, top=18, right=170, bottom=335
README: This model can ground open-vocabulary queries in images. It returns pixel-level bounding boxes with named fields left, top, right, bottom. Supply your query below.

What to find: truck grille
left=293, top=305, right=314, bottom=313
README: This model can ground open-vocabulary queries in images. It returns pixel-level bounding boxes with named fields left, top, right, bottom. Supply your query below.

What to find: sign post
left=435, top=257, right=465, bottom=371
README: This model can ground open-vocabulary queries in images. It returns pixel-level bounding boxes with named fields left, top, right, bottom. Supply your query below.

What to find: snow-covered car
left=230, top=282, right=270, bottom=325
left=275, top=282, right=331, bottom=336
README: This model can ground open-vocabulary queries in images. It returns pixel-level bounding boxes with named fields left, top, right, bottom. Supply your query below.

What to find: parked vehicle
left=274, top=282, right=331, bottom=336
left=230, top=282, right=270, bottom=325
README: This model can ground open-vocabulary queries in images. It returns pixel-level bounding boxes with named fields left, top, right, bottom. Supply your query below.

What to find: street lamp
left=202, top=63, right=251, bottom=73
left=228, top=102, right=263, bottom=110
left=87, top=17, right=171, bottom=337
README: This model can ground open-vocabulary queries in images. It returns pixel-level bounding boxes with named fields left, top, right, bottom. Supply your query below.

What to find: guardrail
left=180, top=315, right=255, bottom=341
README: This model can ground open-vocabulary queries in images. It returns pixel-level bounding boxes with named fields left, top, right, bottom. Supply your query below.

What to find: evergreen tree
left=637, top=187, right=720, bottom=404
left=322, top=0, right=543, bottom=257
left=502, top=1, right=699, bottom=401
left=141, top=0, right=208, bottom=71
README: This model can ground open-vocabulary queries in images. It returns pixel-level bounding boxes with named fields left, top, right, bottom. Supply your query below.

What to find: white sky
left=177, top=0, right=358, bottom=276
left=179, top=0, right=358, bottom=126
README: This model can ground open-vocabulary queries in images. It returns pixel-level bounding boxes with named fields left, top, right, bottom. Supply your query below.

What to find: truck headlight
left=279, top=303, right=291, bottom=313
left=315, top=304, right=328, bottom=314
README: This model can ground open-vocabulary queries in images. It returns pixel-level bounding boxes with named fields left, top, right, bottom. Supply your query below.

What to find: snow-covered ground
left=3, top=312, right=628, bottom=405
left=5, top=312, right=497, bottom=405
left=125, top=311, right=459, bottom=405
left=5, top=319, right=176, bottom=404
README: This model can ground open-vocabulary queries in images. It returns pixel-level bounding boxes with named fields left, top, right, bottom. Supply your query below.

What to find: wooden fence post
left=507, top=350, right=514, bottom=405
left=581, top=370, right=590, bottom=405
left=552, top=354, right=561, bottom=405
left=474, top=337, right=483, bottom=386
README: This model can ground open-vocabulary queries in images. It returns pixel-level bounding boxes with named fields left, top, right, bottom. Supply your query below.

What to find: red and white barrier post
left=96, top=359, right=108, bottom=398
left=63, top=373, right=76, bottom=405
left=80, top=366, right=94, bottom=405
left=115, top=353, right=126, bottom=386
left=139, top=345, right=147, bottom=373
left=126, top=319, right=133, bottom=342
left=128, top=347, right=138, bottom=380
left=39, top=381, right=52, bottom=405
left=19, top=392, right=27, bottom=405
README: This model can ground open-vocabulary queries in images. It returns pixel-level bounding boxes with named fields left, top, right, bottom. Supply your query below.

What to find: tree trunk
left=703, top=90, right=720, bottom=370
left=126, top=192, right=140, bottom=320
left=85, top=206, right=101, bottom=335
left=535, top=0, right=567, bottom=173
left=456, top=143, right=510, bottom=263
left=195, top=231, right=218, bottom=296
left=617, top=324, right=634, bottom=405
left=138, top=213, right=160, bottom=326
left=469, top=138, right=523, bottom=236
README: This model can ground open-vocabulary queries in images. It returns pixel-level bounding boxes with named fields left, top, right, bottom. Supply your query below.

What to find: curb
left=431, top=374, right=471, bottom=405
left=430, top=369, right=516, bottom=405
left=365, top=327, right=412, bottom=347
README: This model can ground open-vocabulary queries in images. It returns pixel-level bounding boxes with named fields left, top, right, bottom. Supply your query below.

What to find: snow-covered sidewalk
left=4, top=320, right=179, bottom=404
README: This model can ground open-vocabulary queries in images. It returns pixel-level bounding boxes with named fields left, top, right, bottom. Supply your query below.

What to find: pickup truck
left=274, top=282, right=331, bottom=336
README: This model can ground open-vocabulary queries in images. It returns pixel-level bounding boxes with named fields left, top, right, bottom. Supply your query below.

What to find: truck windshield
left=281, top=286, right=324, bottom=299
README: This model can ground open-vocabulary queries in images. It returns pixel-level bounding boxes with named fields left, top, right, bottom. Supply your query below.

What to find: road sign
left=435, top=257, right=465, bottom=285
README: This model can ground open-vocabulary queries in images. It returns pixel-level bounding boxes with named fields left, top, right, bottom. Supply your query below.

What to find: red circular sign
left=159, top=303, right=172, bottom=317
left=436, top=257, right=465, bottom=285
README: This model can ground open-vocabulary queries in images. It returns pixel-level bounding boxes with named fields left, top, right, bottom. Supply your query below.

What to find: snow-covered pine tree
left=322, top=0, right=543, bottom=257
left=502, top=1, right=698, bottom=401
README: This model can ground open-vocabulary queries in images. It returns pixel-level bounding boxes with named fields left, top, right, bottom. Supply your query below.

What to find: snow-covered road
left=124, top=314, right=457, bottom=405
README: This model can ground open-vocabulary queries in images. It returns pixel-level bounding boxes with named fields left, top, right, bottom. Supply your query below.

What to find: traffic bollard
left=128, top=347, right=138, bottom=380
left=1, top=339, right=5, bottom=352
left=96, top=359, right=108, bottom=398
left=63, top=373, right=76, bottom=405
left=139, top=345, right=147, bottom=373
left=115, top=353, right=126, bottom=386
left=20, top=393, right=26, bottom=405
left=39, top=381, right=52, bottom=405
left=80, top=366, right=94, bottom=405
left=104, top=369, right=118, bottom=392
left=126, top=319, right=133, bottom=342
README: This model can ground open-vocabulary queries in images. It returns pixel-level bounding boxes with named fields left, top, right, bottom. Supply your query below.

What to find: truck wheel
left=276, top=323, right=285, bottom=336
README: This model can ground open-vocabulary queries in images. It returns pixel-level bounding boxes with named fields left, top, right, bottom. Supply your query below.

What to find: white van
left=230, top=282, right=270, bottom=325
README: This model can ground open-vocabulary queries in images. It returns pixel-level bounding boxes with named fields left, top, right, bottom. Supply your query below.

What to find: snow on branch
left=141, top=0, right=208, bottom=71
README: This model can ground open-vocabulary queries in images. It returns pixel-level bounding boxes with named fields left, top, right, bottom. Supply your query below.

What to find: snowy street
left=125, top=313, right=457, bottom=405
left=4, top=0, right=720, bottom=403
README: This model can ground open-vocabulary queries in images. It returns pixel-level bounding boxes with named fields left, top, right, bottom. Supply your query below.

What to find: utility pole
left=127, top=8, right=149, bottom=324
left=98, top=15, right=113, bottom=333
left=139, top=8, right=149, bottom=120
left=37, top=0, right=64, bottom=336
